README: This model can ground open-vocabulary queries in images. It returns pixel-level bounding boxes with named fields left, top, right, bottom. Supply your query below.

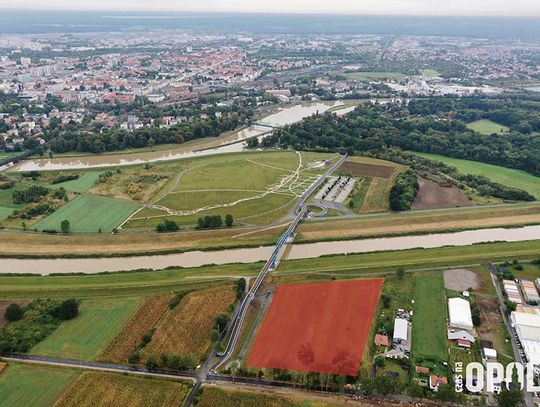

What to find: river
left=1, top=225, right=538, bottom=275
left=13, top=101, right=348, bottom=171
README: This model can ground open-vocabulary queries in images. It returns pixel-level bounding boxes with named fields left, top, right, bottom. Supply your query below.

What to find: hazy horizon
left=1, top=0, right=540, bottom=17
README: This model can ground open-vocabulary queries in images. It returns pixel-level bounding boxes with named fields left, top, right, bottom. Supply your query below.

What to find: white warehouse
left=448, top=298, right=473, bottom=330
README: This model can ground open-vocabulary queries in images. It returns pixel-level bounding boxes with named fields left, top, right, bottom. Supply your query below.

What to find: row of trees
left=260, top=102, right=539, bottom=176
left=389, top=169, right=419, bottom=211
left=197, top=214, right=234, bottom=229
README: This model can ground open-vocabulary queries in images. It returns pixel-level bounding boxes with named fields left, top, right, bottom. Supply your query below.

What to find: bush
left=4, top=304, right=24, bottom=322
left=197, top=215, right=223, bottom=229
left=53, top=299, right=79, bottom=320
left=156, top=219, right=180, bottom=233
left=128, top=351, right=141, bottom=364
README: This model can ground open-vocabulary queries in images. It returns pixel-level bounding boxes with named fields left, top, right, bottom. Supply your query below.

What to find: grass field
left=0, top=205, right=13, bottom=220
left=419, top=68, right=441, bottom=77
left=466, top=119, right=510, bottom=135
left=34, top=194, right=139, bottom=233
left=30, top=297, right=142, bottom=360
left=54, top=371, right=189, bottom=407
left=343, top=71, right=406, bottom=81
left=53, top=172, right=102, bottom=193
left=124, top=151, right=333, bottom=228
left=0, top=363, right=79, bottom=407
left=412, top=272, right=447, bottom=361
left=143, top=285, right=236, bottom=360
left=197, top=386, right=338, bottom=407
left=414, top=152, right=540, bottom=199
left=99, top=293, right=175, bottom=363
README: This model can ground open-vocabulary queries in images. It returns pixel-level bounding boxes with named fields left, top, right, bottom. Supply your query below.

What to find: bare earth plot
left=413, top=178, right=472, bottom=210
left=443, top=269, right=480, bottom=291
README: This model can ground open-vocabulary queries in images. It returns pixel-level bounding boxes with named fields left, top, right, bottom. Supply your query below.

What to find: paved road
left=309, top=201, right=540, bottom=222
left=485, top=263, right=534, bottom=407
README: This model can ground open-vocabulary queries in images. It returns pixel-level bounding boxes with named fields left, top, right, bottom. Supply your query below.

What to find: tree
left=472, top=305, right=481, bottom=326
left=128, top=352, right=141, bottom=364
left=156, top=219, right=179, bottom=233
left=5, top=303, right=23, bottom=322
left=54, top=299, right=79, bottom=320
left=225, top=214, right=234, bottom=227
left=146, top=355, right=158, bottom=370
left=504, top=300, right=517, bottom=313
left=496, top=389, right=523, bottom=407
left=396, top=267, right=405, bottom=280
left=60, top=219, right=70, bottom=234
left=235, top=278, right=246, bottom=299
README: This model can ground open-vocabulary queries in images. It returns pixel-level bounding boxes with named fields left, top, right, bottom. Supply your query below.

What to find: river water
left=14, top=101, right=345, bottom=171
left=1, top=225, right=538, bottom=275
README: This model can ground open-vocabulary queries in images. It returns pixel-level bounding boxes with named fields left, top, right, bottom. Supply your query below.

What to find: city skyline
left=1, top=0, right=540, bottom=17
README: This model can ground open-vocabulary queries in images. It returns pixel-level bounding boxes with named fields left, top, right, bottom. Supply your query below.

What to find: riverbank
left=1, top=225, right=539, bottom=275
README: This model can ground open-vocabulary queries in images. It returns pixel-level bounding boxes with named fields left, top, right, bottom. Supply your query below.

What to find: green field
left=34, top=194, right=139, bottom=233
left=53, top=172, right=102, bottom=193
left=414, top=152, right=540, bottom=199
left=0, top=206, right=13, bottom=220
left=0, top=363, right=79, bottom=407
left=466, top=119, right=510, bottom=135
left=343, top=71, right=406, bottom=81
left=30, top=297, right=141, bottom=360
left=412, top=272, right=447, bottom=361
left=419, top=68, right=441, bottom=77
left=125, top=151, right=334, bottom=228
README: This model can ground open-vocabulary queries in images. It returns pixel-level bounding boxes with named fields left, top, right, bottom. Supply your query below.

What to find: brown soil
left=444, top=269, right=480, bottom=291
left=413, top=179, right=472, bottom=210
left=476, top=295, right=512, bottom=359
left=0, top=300, right=30, bottom=328
left=338, top=161, right=396, bottom=178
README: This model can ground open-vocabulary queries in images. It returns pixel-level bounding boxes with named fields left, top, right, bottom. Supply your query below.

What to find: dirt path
left=444, top=268, right=480, bottom=291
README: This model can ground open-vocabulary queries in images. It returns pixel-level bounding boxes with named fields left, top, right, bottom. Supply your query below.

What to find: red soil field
left=247, top=279, right=383, bottom=376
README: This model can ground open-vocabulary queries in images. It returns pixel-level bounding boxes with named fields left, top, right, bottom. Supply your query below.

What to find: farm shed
left=448, top=298, right=473, bottom=330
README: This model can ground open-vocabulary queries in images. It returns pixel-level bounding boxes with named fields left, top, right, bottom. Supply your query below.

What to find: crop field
left=197, top=386, right=338, bottom=407
left=248, top=279, right=383, bottom=376
left=54, top=371, right=189, bottom=407
left=124, top=151, right=333, bottom=228
left=414, top=152, right=540, bottom=199
left=99, top=293, right=175, bottom=363
left=143, top=285, right=236, bottom=359
left=466, top=119, right=510, bottom=135
left=0, top=363, right=79, bottom=407
left=53, top=171, right=103, bottom=193
left=34, top=194, right=139, bottom=233
left=342, top=71, right=406, bottom=81
left=412, top=272, right=448, bottom=361
left=30, top=297, right=141, bottom=360
left=338, top=157, right=398, bottom=178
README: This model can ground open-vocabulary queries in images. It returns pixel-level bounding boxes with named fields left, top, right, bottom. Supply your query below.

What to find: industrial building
left=503, top=279, right=523, bottom=304
left=510, top=306, right=540, bottom=364
left=521, top=280, right=540, bottom=303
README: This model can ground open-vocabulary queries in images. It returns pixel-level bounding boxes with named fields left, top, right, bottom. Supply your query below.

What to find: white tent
left=393, top=318, right=408, bottom=343
left=448, top=298, right=473, bottom=330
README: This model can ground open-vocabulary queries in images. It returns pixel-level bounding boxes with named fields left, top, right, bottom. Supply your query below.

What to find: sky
left=1, top=0, right=540, bottom=17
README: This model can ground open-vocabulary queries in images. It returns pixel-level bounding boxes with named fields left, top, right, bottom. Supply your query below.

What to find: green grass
left=30, top=297, right=142, bottom=360
left=343, top=71, right=406, bottom=81
left=414, top=152, right=540, bottom=199
left=0, top=205, right=13, bottom=220
left=34, top=194, right=139, bottom=233
left=466, top=119, right=510, bottom=135
left=419, top=68, right=441, bottom=77
left=52, top=172, right=102, bottom=193
left=412, top=272, right=447, bottom=361
left=0, top=363, right=79, bottom=407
